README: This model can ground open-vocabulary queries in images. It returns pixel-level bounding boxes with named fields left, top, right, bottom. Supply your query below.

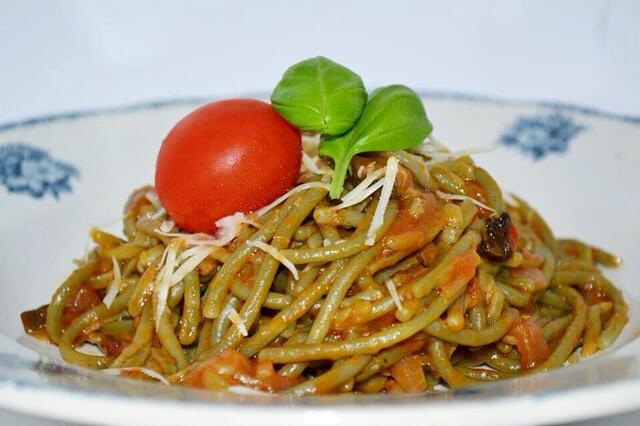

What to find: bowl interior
left=1, top=95, right=639, bottom=409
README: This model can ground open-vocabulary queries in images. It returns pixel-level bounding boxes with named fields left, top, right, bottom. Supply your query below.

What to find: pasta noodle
left=20, top=144, right=627, bottom=395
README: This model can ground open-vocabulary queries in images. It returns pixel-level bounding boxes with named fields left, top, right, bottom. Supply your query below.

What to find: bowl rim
left=2, top=92, right=639, bottom=425
left=0, top=90, right=638, bottom=134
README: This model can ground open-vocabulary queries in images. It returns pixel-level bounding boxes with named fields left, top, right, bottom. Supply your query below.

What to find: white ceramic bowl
left=1, top=94, right=639, bottom=426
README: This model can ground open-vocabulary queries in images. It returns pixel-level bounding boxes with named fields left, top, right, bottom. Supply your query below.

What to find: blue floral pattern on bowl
left=0, top=143, right=78, bottom=198
left=500, top=112, right=585, bottom=159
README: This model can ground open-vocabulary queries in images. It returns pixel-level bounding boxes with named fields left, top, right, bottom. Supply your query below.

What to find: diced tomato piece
left=390, top=354, right=427, bottom=392
left=254, top=359, right=299, bottom=393
left=509, top=318, right=550, bottom=369
left=183, top=349, right=300, bottom=392
left=383, top=192, right=443, bottom=252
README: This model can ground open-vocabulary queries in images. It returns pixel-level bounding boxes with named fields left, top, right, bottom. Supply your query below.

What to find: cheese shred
left=436, top=190, right=497, bottom=214
left=156, top=212, right=258, bottom=248
left=333, top=167, right=386, bottom=210
left=153, top=244, right=179, bottom=330
left=159, top=220, right=175, bottom=233
left=102, top=256, right=122, bottom=308
left=228, top=307, right=248, bottom=336
left=171, top=246, right=214, bottom=285
left=145, top=190, right=166, bottom=219
left=301, top=151, right=321, bottom=174
left=385, top=279, right=404, bottom=312
left=334, top=179, right=384, bottom=210
left=247, top=240, right=299, bottom=280
left=256, top=182, right=330, bottom=217
left=365, top=156, right=399, bottom=246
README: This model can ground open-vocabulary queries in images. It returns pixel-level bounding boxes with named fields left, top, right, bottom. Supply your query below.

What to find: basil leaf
left=270, top=56, right=367, bottom=135
left=319, top=85, right=433, bottom=198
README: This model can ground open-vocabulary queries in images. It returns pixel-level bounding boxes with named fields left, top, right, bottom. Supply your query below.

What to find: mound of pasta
left=21, top=137, right=627, bottom=395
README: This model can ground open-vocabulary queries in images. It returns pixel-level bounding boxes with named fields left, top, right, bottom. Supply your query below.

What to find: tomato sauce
left=579, top=283, right=610, bottom=304
left=438, top=253, right=480, bottom=299
left=464, top=278, right=482, bottom=310
left=383, top=192, right=444, bottom=253
left=62, top=284, right=102, bottom=327
left=99, top=336, right=127, bottom=357
left=464, top=181, right=492, bottom=218
left=184, top=349, right=300, bottom=392
left=509, top=318, right=550, bottom=369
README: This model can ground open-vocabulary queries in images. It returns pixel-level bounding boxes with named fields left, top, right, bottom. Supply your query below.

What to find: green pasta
left=424, top=308, right=518, bottom=346
left=22, top=140, right=627, bottom=396
left=286, top=355, right=372, bottom=396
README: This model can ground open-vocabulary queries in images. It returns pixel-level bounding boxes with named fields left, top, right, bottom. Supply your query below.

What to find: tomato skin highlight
left=155, top=99, right=301, bottom=234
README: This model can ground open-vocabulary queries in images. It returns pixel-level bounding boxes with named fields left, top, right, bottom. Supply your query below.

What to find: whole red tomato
left=155, top=99, right=301, bottom=233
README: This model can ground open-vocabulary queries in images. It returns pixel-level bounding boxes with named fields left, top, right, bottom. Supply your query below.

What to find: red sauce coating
left=509, top=318, right=550, bottom=369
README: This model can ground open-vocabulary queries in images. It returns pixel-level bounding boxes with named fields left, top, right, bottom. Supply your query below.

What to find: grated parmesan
left=143, top=189, right=165, bottom=219
left=102, top=256, right=122, bottom=308
left=159, top=220, right=175, bottom=233
left=436, top=190, right=497, bottom=214
left=171, top=246, right=214, bottom=285
left=301, top=151, right=321, bottom=174
left=333, top=167, right=386, bottom=210
left=365, top=156, right=399, bottom=246
left=213, top=212, right=260, bottom=244
left=102, top=367, right=170, bottom=385
left=156, top=212, right=258, bottom=248
left=177, top=246, right=205, bottom=263
left=256, top=182, right=330, bottom=217
left=227, top=386, right=271, bottom=396
left=153, top=240, right=230, bottom=328
left=144, top=190, right=163, bottom=211
left=246, top=240, right=299, bottom=280
left=150, top=207, right=166, bottom=220
left=228, top=307, right=248, bottom=336
left=153, top=244, right=179, bottom=330
left=385, top=279, right=404, bottom=312
left=334, top=179, right=384, bottom=210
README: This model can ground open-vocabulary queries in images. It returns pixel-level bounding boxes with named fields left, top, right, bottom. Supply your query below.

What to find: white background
left=1, top=1, right=639, bottom=425
left=1, top=0, right=639, bottom=125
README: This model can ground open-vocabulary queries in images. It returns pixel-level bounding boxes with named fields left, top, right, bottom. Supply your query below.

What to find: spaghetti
left=21, top=144, right=627, bottom=395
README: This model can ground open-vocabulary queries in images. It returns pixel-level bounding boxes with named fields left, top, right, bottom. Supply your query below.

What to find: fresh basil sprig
left=319, top=85, right=433, bottom=198
left=271, top=56, right=367, bottom=135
